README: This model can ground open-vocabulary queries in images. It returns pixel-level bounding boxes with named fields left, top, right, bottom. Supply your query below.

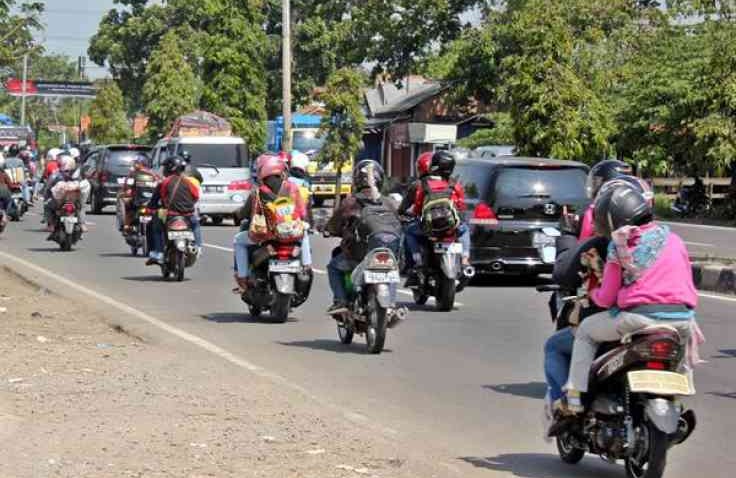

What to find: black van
left=87, top=145, right=152, bottom=214
left=455, top=157, right=589, bottom=276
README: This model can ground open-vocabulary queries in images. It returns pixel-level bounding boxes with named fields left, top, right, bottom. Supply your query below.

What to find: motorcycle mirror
left=181, top=151, right=191, bottom=162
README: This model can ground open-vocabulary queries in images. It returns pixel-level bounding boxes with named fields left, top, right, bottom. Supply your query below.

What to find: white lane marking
left=203, top=242, right=234, bottom=252
left=313, top=268, right=326, bottom=274
left=699, top=292, right=736, bottom=303
left=663, top=221, right=736, bottom=232
left=0, top=251, right=400, bottom=438
left=685, top=241, right=714, bottom=247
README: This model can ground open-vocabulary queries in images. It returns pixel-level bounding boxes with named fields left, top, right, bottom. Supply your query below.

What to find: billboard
left=2, top=78, right=97, bottom=98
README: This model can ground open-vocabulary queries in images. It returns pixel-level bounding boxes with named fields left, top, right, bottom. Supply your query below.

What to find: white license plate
left=61, top=216, right=78, bottom=224
left=204, top=185, right=225, bottom=193
left=168, top=231, right=194, bottom=240
left=542, top=245, right=556, bottom=264
left=364, top=270, right=400, bottom=284
left=269, top=260, right=302, bottom=273
left=627, top=370, right=694, bottom=396
left=434, top=242, right=463, bottom=254
left=139, top=216, right=152, bottom=223
left=116, top=177, right=126, bottom=184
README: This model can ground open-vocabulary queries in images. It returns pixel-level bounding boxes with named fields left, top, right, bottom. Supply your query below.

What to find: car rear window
left=106, top=150, right=151, bottom=175
left=454, top=162, right=493, bottom=200
left=178, top=143, right=246, bottom=168
left=492, top=166, right=588, bottom=205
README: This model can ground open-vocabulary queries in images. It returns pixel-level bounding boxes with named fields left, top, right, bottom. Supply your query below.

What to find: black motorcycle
left=538, top=285, right=697, bottom=478
left=160, top=216, right=198, bottom=281
left=51, top=190, right=83, bottom=251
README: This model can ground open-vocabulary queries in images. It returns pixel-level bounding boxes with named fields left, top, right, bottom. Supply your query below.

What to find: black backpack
left=420, top=178, right=460, bottom=236
left=353, top=197, right=402, bottom=259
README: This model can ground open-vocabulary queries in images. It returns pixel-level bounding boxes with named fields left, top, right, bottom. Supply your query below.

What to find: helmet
left=59, top=155, right=76, bottom=179
left=353, top=159, right=384, bottom=192
left=69, top=147, right=81, bottom=159
left=163, top=155, right=187, bottom=176
left=47, top=148, right=62, bottom=160
left=416, top=152, right=433, bottom=177
left=594, top=184, right=653, bottom=238
left=430, top=150, right=456, bottom=177
left=0, top=153, right=5, bottom=169
left=587, top=159, right=632, bottom=198
left=8, top=145, right=19, bottom=157
left=257, top=155, right=287, bottom=182
left=597, top=175, right=654, bottom=205
left=290, top=151, right=310, bottom=172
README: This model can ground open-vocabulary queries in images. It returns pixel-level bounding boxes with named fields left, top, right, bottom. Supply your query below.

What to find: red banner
left=2, top=78, right=96, bottom=98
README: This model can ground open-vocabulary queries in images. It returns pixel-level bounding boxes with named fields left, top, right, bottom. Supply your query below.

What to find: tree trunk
left=334, top=158, right=343, bottom=211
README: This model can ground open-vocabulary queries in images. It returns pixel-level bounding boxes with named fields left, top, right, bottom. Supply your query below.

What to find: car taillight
left=470, top=202, right=498, bottom=226
left=63, top=203, right=75, bottom=214
left=228, top=180, right=252, bottom=191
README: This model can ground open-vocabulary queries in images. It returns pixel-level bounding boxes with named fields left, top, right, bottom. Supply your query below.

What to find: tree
left=142, top=32, right=198, bottom=140
left=457, top=113, right=514, bottom=149
left=318, top=68, right=366, bottom=208
left=88, top=83, right=131, bottom=144
left=0, top=1, right=43, bottom=67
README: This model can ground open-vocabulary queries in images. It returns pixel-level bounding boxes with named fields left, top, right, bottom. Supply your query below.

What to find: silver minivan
left=152, top=136, right=251, bottom=224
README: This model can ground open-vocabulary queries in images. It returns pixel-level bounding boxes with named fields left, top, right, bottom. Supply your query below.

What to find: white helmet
left=69, top=147, right=81, bottom=159
left=290, top=151, right=310, bottom=172
left=0, top=153, right=5, bottom=169
left=48, top=148, right=62, bottom=160
left=59, top=155, right=76, bottom=172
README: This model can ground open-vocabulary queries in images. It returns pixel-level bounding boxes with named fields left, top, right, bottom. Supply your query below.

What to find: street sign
left=2, top=78, right=97, bottom=98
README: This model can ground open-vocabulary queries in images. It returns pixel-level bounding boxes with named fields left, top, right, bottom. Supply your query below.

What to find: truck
left=267, top=114, right=352, bottom=207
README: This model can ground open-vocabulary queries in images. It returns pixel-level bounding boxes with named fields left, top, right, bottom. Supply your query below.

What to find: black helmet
left=163, top=155, right=187, bottom=176
left=430, top=150, right=456, bottom=177
left=588, top=159, right=632, bottom=198
left=594, top=184, right=653, bottom=238
left=353, top=159, right=384, bottom=192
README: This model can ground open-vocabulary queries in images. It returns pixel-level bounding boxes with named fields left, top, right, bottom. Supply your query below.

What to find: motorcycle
left=670, top=180, right=709, bottom=217
left=537, top=284, right=697, bottom=478
left=240, top=240, right=313, bottom=323
left=160, top=216, right=198, bottom=281
left=119, top=172, right=157, bottom=256
left=125, top=206, right=153, bottom=256
left=407, top=227, right=475, bottom=311
left=7, top=182, right=28, bottom=221
left=332, top=246, right=407, bottom=354
left=51, top=189, right=83, bottom=251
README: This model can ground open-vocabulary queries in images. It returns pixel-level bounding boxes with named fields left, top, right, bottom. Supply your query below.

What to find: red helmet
left=277, top=151, right=290, bottom=166
left=258, top=155, right=286, bottom=181
left=416, top=152, right=433, bottom=177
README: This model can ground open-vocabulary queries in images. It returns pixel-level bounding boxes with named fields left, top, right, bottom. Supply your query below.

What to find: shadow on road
left=460, top=454, right=620, bottom=478
left=99, top=252, right=137, bottom=258
left=201, top=312, right=298, bottom=324
left=483, top=382, right=547, bottom=400
left=712, top=349, right=736, bottom=359
left=27, top=247, right=73, bottom=253
left=470, top=275, right=553, bottom=289
left=278, top=339, right=392, bottom=355
left=707, top=391, right=736, bottom=399
left=23, top=228, right=51, bottom=233
left=121, top=275, right=191, bottom=283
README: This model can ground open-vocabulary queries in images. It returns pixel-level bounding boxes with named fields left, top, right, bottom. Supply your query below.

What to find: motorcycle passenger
left=398, top=152, right=433, bottom=273
left=232, top=155, right=311, bottom=291
left=577, top=159, right=632, bottom=240
left=146, top=156, right=201, bottom=265
left=0, top=154, right=12, bottom=227
left=4, top=149, right=29, bottom=206
left=564, top=185, right=704, bottom=413
left=45, top=156, right=86, bottom=237
left=404, top=150, right=469, bottom=287
left=326, top=159, right=400, bottom=315
left=120, top=156, right=159, bottom=233
left=287, top=150, right=314, bottom=226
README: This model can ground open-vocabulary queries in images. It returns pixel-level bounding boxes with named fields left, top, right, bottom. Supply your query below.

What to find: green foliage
left=0, top=1, right=43, bottom=66
left=88, top=83, right=131, bottom=144
left=457, top=113, right=514, bottom=149
left=142, top=32, right=198, bottom=140
left=653, top=193, right=674, bottom=220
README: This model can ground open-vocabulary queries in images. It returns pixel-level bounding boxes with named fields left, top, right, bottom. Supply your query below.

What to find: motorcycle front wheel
left=366, top=291, right=387, bottom=354
left=625, top=421, right=668, bottom=478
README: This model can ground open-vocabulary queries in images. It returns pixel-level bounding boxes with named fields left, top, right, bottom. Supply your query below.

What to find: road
left=664, top=221, right=736, bottom=259
left=1, top=210, right=735, bottom=477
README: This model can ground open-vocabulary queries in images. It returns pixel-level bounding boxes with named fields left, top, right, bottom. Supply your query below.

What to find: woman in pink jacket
left=565, top=185, right=703, bottom=412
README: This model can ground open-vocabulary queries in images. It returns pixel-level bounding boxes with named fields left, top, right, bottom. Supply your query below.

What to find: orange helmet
left=258, top=155, right=286, bottom=181
left=416, top=152, right=433, bottom=177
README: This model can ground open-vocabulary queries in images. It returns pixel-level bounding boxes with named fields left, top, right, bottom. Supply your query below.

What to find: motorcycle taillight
left=276, top=245, right=294, bottom=260
left=63, top=203, right=76, bottom=214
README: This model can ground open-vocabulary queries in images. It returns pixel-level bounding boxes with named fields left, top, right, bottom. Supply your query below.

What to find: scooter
left=51, top=190, right=83, bottom=251
left=160, top=216, right=198, bottom=281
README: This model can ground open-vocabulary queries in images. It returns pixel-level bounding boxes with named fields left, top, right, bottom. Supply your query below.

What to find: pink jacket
left=591, top=226, right=698, bottom=310
left=578, top=204, right=595, bottom=241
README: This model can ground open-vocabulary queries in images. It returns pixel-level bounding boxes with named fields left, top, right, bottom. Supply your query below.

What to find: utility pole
left=20, top=54, right=28, bottom=126
left=282, top=0, right=292, bottom=152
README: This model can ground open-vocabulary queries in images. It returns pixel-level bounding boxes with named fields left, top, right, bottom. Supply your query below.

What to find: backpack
left=420, top=178, right=460, bottom=236
left=353, top=197, right=402, bottom=259
left=265, top=195, right=305, bottom=243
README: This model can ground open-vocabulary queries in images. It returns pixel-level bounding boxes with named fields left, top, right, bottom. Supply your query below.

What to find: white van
left=152, top=136, right=251, bottom=224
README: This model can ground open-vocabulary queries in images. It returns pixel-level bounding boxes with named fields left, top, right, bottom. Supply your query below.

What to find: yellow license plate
left=627, top=370, right=693, bottom=396
left=312, top=185, right=335, bottom=195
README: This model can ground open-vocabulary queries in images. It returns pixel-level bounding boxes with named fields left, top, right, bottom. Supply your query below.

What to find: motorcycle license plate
left=61, top=216, right=78, bottom=224
left=139, top=216, right=152, bottom=224
left=434, top=242, right=463, bottom=254
left=168, top=231, right=194, bottom=240
left=627, top=370, right=694, bottom=396
left=269, top=260, right=302, bottom=273
left=364, top=270, right=400, bottom=284
left=116, top=177, right=126, bottom=184
left=542, top=245, right=556, bottom=264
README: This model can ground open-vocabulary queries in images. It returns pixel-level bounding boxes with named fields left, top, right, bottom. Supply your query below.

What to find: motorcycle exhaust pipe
left=490, top=261, right=504, bottom=272
left=463, top=265, right=476, bottom=279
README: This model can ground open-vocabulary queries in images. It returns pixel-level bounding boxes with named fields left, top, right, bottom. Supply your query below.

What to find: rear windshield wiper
left=518, top=193, right=551, bottom=199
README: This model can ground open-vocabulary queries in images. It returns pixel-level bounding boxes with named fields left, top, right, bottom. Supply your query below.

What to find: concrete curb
left=692, top=262, right=736, bottom=295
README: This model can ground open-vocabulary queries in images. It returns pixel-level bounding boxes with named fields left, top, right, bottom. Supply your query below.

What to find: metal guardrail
left=651, top=177, right=732, bottom=200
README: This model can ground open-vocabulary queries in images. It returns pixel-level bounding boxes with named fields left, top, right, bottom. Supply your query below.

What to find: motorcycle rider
left=0, top=154, right=12, bottom=227
left=563, top=185, right=704, bottom=413
left=119, top=156, right=160, bottom=233
left=572, top=159, right=633, bottom=240
left=45, top=156, right=87, bottom=238
left=398, top=152, right=433, bottom=274
left=403, top=150, right=469, bottom=287
left=325, top=159, right=400, bottom=315
left=232, top=155, right=311, bottom=291
left=146, top=156, right=201, bottom=265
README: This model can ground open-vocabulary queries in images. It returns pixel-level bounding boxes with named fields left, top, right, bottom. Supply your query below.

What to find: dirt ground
left=0, top=268, right=443, bottom=478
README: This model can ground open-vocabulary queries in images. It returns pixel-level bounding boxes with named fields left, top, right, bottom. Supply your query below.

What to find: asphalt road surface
left=1, top=209, right=735, bottom=477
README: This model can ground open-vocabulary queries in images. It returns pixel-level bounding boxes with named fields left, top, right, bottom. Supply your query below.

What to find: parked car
left=88, top=145, right=153, bottom=214
left=151, top=136, right=250, bottom=225
left=454, top=157, right=589, bottom=276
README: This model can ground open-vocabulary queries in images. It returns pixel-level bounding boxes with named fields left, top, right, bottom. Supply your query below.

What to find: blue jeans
left=150, top=215, right=201, bottom=255
left=233, top=232, right=312, bottom=278
left=191, top=213, right=202, bottom=247
left=405, top=222, right=471, bottom=266
left=544, top=327, right=574, bottom=401
left=327, top=252, right=357, bottom=303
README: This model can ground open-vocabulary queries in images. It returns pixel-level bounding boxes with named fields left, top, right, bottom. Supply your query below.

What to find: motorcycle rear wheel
left=60, top=233, right=72, bottom=252
left=556, top=433, right=585, bottom=464
left=436, top=275, right=456, bottom=311
left=175, top=251, right=186, bottom=282
left=625, top=421, right=668, bottom=478
left=366, top=292, right=387, bottom=354
left=271, top=293, right=291, bottom=323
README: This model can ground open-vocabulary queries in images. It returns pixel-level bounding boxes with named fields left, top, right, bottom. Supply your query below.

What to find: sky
left=34, top=0, right=118, bottom=79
